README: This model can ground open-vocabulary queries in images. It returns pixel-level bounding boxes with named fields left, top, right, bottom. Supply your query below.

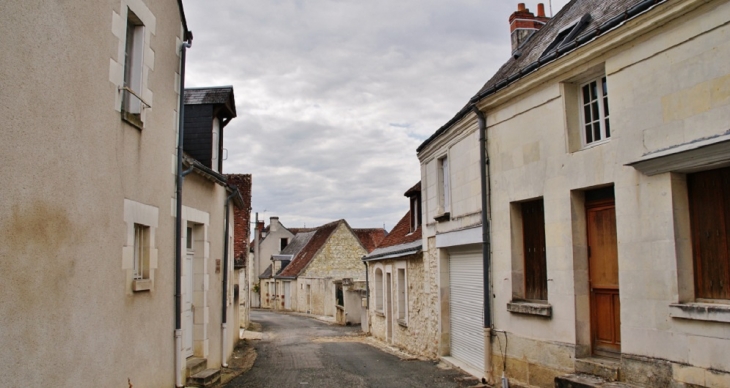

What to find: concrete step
left=555, top=374, right=641, bottom=388
left=186, top=357, right=208, bottom=379
left=187, top=368, right=221, bottom=388
left=575, top=357, right=620, bottom=381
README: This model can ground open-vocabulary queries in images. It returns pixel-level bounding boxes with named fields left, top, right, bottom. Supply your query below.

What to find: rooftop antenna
left=549, top=0, right=553, bottom=17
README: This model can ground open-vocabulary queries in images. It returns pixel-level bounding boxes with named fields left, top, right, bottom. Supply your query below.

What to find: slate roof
left=275, top=220, right=344, bottom=279
left=352, top=228, right=387, bottom=253
left=404, top=181, right=421, bottom=197
left=259, top=264, right=273, bottom=279
left=417, top=0, right=667, bottom=153
left=184, top=86, right=237, bottom=117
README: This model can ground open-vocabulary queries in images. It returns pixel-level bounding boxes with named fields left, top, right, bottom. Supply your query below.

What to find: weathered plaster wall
left=0, top=1, right=186, bottom=386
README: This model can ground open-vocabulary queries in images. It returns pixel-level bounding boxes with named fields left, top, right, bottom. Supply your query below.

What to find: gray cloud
left=183, top=0, right=570, bottom=230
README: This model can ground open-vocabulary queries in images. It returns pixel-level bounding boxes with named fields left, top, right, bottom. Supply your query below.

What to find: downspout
left=472, top=105, right=495, bottom=385
left=221, top=188, right=239, bottom=368
left=175, top=39, right=192, bottom=388
left=254, top=213, right=260, bottom=307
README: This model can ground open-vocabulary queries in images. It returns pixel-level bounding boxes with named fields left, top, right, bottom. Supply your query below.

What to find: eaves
left=183, top=155, right=244, bottom=208
left=417, top=111, right=478, bottom=162
left=473, top=0, right=704, bottom=112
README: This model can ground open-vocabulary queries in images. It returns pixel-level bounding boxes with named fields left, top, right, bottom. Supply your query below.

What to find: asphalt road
left=225, top=310, right=479, bottom=388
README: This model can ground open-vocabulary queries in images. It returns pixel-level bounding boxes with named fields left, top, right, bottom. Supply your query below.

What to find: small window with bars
left=133, top=224, right=150, bottom=280
left=580, top=76, right=610, bottom=146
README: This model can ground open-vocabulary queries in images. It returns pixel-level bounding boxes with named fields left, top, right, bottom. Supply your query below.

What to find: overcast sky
left=183, top=0, right=570, bottom=231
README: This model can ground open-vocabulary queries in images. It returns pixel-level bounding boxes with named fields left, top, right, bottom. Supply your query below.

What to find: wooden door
left=587, top=197, right=620, bottom=356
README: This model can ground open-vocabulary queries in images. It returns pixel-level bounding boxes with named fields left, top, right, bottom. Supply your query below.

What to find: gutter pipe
left=175, top=39, right=192, bottom=388
left=472, top=105, right=494, bottom=385
left=221, top=188, right=239, bottom=368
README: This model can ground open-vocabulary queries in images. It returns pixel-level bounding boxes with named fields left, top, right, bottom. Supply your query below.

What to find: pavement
left=223, top=309, right=485, bottom=388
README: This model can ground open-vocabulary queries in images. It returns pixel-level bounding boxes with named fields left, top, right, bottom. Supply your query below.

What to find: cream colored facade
left=291, top=222, right=369, bottom=317
left=420, top=1, right=730, bottom=387
left=0, top=1, right=241, bottom=386
left=254, top=217, right=294, bottom=309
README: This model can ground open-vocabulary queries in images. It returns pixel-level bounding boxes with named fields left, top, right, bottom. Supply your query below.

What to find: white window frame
left=579, top=76, right=610, bottom=147
left=123, top=199, right=158, bottom=293
left=122, top=10, right=146, bottom=125
left=396, top=265, right=408, bottom=325
left=438, top=155, right=451, bottom=215
left=133, top=224, right=149, bottom=280
left=374, top=267, right=384, bottom=312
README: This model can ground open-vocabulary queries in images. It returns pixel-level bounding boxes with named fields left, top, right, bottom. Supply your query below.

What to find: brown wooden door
left=586, top=197, right=620, bottom=356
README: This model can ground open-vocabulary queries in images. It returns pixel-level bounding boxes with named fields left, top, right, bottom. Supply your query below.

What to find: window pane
left=591, top=81, right=598, bottom=100
left=593, top=123, right=601, bottom=141
left=584, top=105, right=592, bottom=125
left=603, top=95, right=610, bottom=117
left=583, top=84, right=590, bottom=103
left=591, top=101, right=600, bottom=122
left=602, top=77, right=608, bottom=96
left=605, top=118, right=611, bottom=138
left=585, top=124, right=593, bottom=143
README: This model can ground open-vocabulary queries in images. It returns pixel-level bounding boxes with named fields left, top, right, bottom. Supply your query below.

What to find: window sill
left=507, top=300, right=552, bottom=317
left=122, top=111, right=144, bottom=130
left=434, top=212, right=450, bottom=223
left=579, top=138, right=610, bottom=151
left=397, top=319, right=408, bottom=328
left=669, top=302, right=730, bottom=323
left=132, top=279, right=152, bottom=292
left=375, top=310, right=385, bottom=317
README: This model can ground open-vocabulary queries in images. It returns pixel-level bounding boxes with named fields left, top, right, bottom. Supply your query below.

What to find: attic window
left=540, top=14, right=592, bottom=58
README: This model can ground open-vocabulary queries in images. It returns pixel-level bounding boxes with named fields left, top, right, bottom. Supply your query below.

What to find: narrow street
left=226, top=310, right=479, bottom=388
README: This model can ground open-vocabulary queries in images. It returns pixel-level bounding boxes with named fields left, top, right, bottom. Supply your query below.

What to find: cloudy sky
left=183, top=0, right=570, bottom=231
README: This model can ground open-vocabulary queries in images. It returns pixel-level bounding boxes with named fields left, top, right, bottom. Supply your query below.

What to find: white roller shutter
left=449, top=248, right=484, bottom=373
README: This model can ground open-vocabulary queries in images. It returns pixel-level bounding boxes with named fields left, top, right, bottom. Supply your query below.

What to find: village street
left=225, top=310, right=479, bottom=388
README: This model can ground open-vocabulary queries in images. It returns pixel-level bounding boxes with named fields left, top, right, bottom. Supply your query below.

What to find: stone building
left=227, top=174, right=253, bottom=330
left=251, top=217, right=296, bottom=308
left=418, top=0, right=730, bottom=387
left=363, top=182, right=440, bottom=359
left=275, top=220, right=384, bottom=321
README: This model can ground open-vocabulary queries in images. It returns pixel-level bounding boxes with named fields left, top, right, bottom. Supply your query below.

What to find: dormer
left=404, top=182, right=422, bottom=233
left=183, top=86, right=237, bottom=173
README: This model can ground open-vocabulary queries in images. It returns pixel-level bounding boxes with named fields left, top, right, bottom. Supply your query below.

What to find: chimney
left=509, top=3, right=551, bottom=53
left=269, top=216, right=280, bottom=232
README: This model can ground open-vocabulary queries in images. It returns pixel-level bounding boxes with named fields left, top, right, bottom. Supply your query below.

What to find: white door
left=449, top=248, right=484, bottom=373
left=284, top=282, right=291, bottom=310
left=183, top=252, right=194, bottom=358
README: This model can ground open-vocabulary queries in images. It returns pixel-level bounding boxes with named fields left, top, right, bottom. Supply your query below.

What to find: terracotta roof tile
left=276, top=220, right=343, bottom=278
left=352, top=228, right=387, bottom=253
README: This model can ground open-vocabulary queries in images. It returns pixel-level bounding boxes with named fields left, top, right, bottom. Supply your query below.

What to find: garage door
left=449, top=248, right=484, bottom=373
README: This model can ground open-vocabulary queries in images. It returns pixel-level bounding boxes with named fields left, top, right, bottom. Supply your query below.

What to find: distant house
left=227, top=174, right=253, bottom=330
left=363, top=182, right=439, bottom=358
left=250, top=217, right=296, bottom=308
left=274, top=220, right=384, bottom=323
left=418, top=0, right=730, bottom=386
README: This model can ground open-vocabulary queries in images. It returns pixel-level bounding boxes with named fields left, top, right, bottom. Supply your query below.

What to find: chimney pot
left=517, top=3, right=526, bottom=11
left=537, top=3, right=545, bottom=17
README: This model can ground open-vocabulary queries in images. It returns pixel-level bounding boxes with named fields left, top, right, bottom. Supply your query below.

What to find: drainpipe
left=472, top=105, right=495, bottom=386
left=254, top=213, right=260, bottom=307
left=174, top=39, right=192, bottom=388
left=221, top=188, right=239, bottom=368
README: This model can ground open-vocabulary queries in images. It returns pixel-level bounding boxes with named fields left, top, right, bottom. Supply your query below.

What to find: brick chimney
left=509, top=3, right=550, bottom=53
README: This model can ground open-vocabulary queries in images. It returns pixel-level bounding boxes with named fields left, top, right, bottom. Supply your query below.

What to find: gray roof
left=363, top=240, right=421, bottom=262
left=184, top=86, right=234, bottom=105
left=184, top=86, right=237, bottom=118
left=259, top=264, right=272, bottom=279
left=281, top=230, right=316, bottom=256
left=418, top=0, right=666, bottom=153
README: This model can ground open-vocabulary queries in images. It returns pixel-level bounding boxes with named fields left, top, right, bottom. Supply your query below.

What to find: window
left=280, top=238, right=288, bottom=251
left=186, top=227, right=193, bottom=250
left=580, top=77, right=610, bottom=146
left=336, top=283, right=344, bottom=307
left=374, top=268, right=384, bottom=311
left=133, top=224, right=150, bottom=281
left=397, top=267, right=407, bottom=323
left=522, top=199, right=547, bottom=301
left=122, top=10, right=145, bottom=127
left=688, top=167, right=730, bottom=300
left=409, top=195, right=421, bottom=233
left=437, top=156, right=450, bottom=218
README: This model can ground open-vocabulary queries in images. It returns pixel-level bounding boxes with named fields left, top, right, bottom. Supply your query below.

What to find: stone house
left=0, top=1, right=247, bottom=386
left=250, top=216, right=296, bottom=308
left=417, top=0, right=730, bottom=387
left=227, top=174, right=253, bottom=330
left=363, top=182, right=440, bottom=358
left=274, top=220, right=385, bottom=321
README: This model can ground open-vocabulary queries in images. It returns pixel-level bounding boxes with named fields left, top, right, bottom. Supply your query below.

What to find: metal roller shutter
left=449, top=249, right=484, bottom=373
